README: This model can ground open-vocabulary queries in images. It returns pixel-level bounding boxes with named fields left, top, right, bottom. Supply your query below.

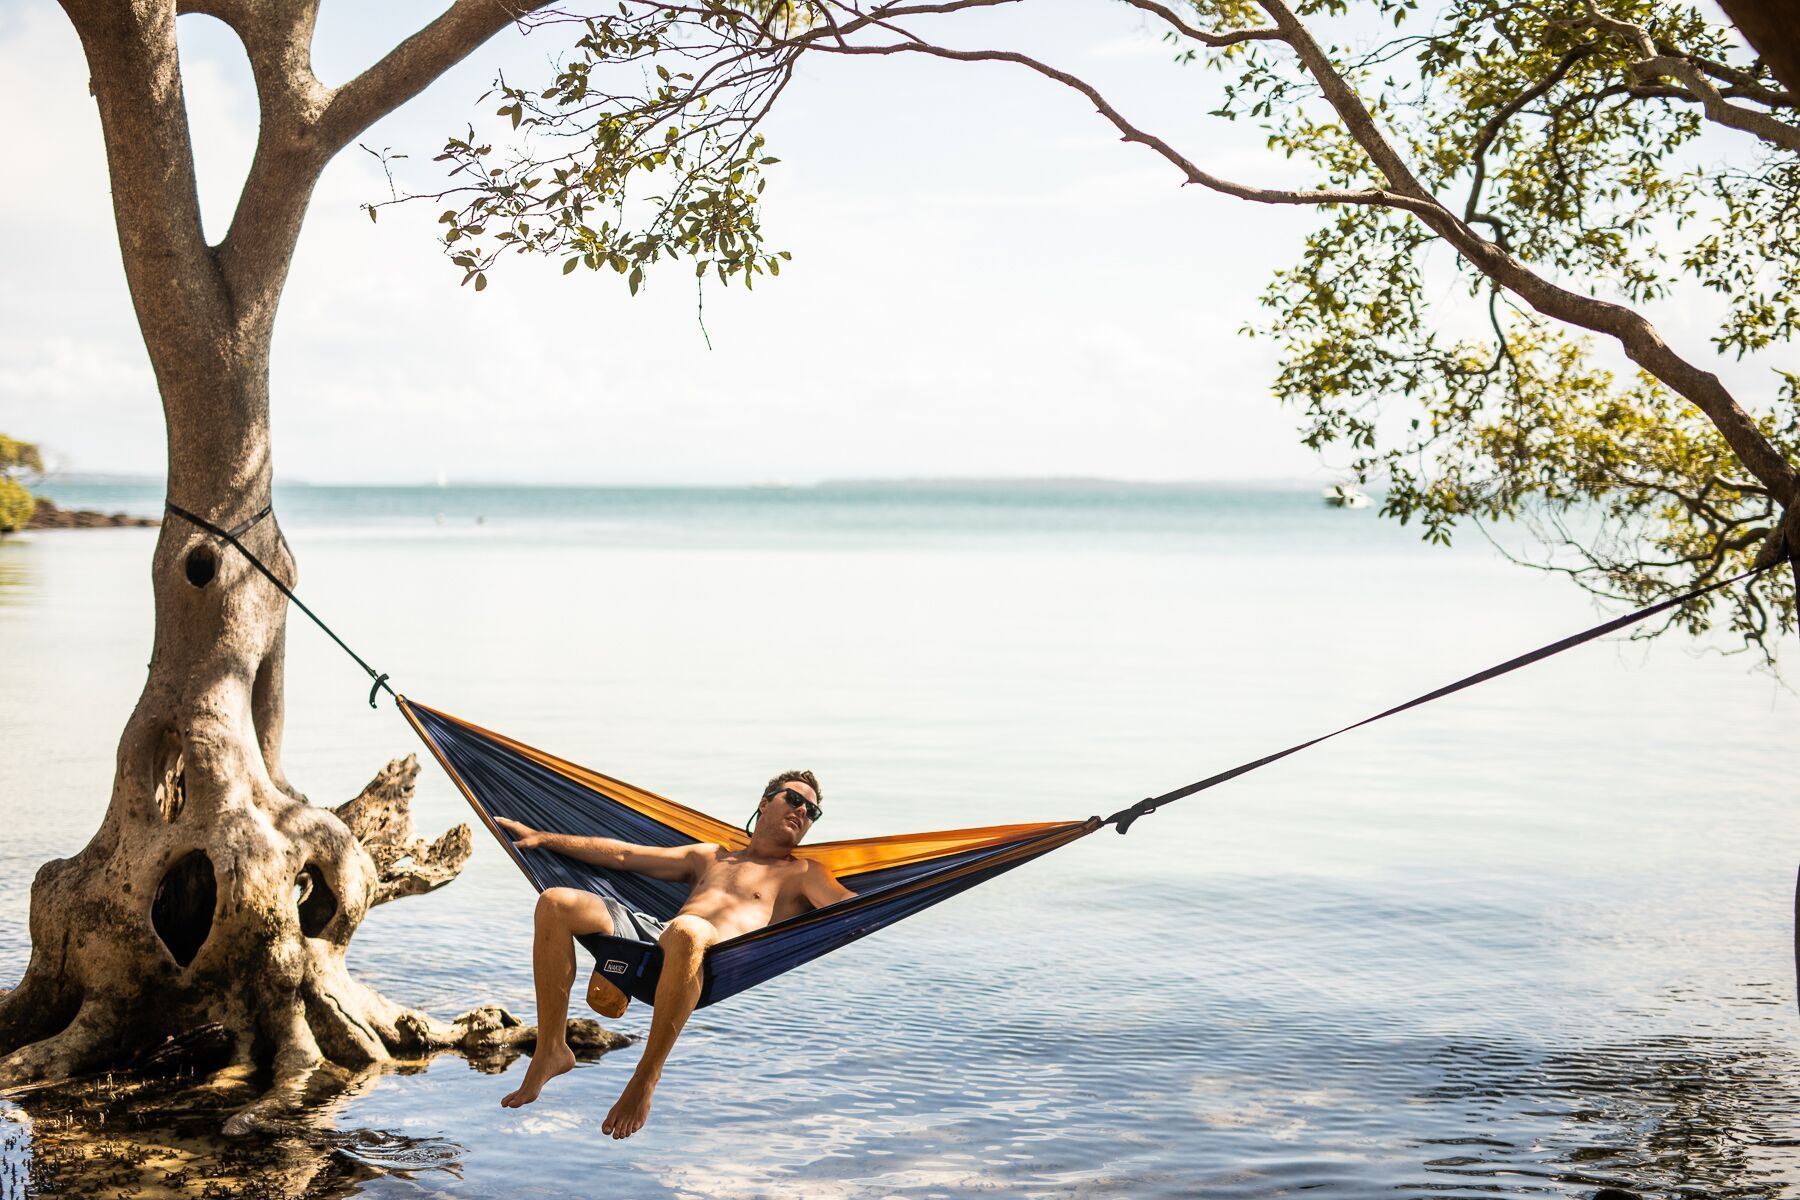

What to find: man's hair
left=764, top=769, right=822, bottom=807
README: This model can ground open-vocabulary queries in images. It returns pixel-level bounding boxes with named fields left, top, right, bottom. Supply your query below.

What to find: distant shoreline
left=25, top=497, right=158, bottom=530
left=39, top=474, right=1343, bottom=492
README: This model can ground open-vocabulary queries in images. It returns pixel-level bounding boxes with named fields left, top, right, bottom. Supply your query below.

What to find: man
left=491, top=770, right=855, bottom=1138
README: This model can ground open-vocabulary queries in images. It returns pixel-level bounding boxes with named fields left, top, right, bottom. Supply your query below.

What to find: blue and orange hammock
left=162, top=502, right=1790, bottom=1014
left=399, top=698, right=1098, bottom=1009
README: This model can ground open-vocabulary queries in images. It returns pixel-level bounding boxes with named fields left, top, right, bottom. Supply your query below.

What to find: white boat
left=1322, top=484, right=1371, bottom=509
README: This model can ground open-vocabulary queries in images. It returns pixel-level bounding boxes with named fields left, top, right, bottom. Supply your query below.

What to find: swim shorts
left=599, top=895, right=668, bottom=943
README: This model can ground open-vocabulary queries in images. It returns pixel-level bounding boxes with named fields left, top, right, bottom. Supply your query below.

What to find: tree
left=0, top=0, right=655, bottom=1124
left=404, top=0, right=1798, bottom=650
left=9, top=0, right=1796, bottom=1123
left=0, top=435, right=42, bottom=534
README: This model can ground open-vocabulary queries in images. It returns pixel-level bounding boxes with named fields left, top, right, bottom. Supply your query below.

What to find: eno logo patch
left=603, top=959, right=628, bottom=975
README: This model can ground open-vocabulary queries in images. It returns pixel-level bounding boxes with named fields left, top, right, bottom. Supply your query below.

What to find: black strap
left=1104, top=557, right=1784, bottom=833
left=161, top=495, right=1782, bottom=798
left=165, top=502, right=397, bottom=707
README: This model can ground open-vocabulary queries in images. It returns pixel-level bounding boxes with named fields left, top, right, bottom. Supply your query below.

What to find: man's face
left=757, top=779, right=821, bottom=843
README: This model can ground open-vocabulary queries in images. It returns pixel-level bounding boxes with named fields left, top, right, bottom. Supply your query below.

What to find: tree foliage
left=0, top=434, right=44, bottom=481
left=0, top=435, right=43, bottom=533
left=390, top=0, right=1800, bottom=655
left=1219, top=0, right=1800, bottom=649
left=370, top=5, right=801, bottom=295
left=0, top=483, right=33, bottom=534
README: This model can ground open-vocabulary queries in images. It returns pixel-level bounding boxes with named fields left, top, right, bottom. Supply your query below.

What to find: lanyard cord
left=1103, top=554, right=1786, bottom=833
left=165, top=502, right=395, bottom=707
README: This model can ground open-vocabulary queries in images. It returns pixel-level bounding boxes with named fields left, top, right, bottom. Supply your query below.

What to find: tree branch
left=1634, top=53, right=1800, bottom=153
left=1464, top=42, right=1594, bottom=227
left=812, top=38, right=1439, bottom=216
left=215, top=0, right=335, bottom=336
left=1118, top=0, right=1283, bottom=48
left=318, top=0, right=557, bottom=154
left=1550, top=3, right=1800, bottom=154
left=55, top=0, right=233, bottom=390
left=1252, top=0, right=1800, bottom=504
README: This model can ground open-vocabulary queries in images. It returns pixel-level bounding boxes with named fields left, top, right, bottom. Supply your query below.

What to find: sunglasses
left=764, top=786, right=822, bottom=822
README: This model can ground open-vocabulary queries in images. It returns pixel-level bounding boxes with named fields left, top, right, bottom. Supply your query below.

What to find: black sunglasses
left=764, top=786, right=822, bottom=822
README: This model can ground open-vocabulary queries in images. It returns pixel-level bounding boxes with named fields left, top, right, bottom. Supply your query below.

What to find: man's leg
left=601, top=913, right=718, bottom=1138
left=501, top=887, right=617, bottom=1109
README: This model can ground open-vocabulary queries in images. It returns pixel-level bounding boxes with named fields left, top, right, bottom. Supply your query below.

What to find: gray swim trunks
left=600, top=896, right=667, bottom=942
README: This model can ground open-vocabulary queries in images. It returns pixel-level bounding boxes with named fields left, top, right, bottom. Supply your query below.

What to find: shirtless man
left=491, top=770, right=854, bottom=1138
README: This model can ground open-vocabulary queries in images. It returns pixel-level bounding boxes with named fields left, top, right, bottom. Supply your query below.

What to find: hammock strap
left=164, top=501, right=396, bottom=707
left=1104, top=556, right=1784, bottom=834
left=162, top=495, right=1784, bottom=818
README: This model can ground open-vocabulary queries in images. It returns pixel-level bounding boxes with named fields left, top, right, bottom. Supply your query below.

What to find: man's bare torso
left=675, top=847, right=817, bottom=941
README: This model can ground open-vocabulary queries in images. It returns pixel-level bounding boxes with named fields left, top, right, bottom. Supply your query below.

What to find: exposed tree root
left=3, top=745, right=627, bottom=1128
left=1, top=1026, right=595, bottom=1197
left=0, top=999, right=122, bottom=1091
left=334, top=754, right=473, bottom=906
left=0, top=970, right=77, bottom=1061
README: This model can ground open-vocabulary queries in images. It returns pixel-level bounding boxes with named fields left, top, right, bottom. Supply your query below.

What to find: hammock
left=160, top=502, right=1788, bottom=1012
left=399, top=699, right=1098, bottom=1008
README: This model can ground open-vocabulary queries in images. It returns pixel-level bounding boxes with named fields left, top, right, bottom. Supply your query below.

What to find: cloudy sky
left=0, top=1, right=1777, bottom=485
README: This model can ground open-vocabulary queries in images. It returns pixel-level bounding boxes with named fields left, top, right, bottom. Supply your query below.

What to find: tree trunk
left=0, top=363, right=569, bottom=1127
left=1714, top=0, right=1800, bottom=102
left=3, top=0, right=623, bottom=1125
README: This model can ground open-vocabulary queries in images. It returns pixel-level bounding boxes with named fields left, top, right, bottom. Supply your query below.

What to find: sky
left=0, top=0, right=1783, bottom=485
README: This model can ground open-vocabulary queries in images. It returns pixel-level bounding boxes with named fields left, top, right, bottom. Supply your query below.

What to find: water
left=3, top=482, right=1798, bottom=1198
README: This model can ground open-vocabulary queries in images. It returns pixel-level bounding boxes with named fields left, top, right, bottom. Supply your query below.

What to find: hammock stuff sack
left=400, top=699, right=1099, bottom=1009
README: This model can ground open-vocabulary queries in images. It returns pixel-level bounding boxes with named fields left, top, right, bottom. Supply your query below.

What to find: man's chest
left=697, top=856, right=803, bottom=903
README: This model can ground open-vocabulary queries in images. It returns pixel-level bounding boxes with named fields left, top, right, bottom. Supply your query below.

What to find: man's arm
left=803, top=859, right=858, bottom=909
left=493, top=816, right=711, bottom=882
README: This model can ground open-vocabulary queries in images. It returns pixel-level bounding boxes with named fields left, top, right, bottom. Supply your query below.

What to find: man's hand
left=494, top=816, right=548, bottom=849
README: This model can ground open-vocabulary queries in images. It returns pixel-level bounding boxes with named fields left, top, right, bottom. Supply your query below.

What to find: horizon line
left=40, top=471, right=1362, bottom=490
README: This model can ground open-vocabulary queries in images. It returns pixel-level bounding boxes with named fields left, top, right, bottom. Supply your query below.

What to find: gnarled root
left=334, top=754, right=473, bottom=906
left=2, top=751, right=626, bottom=1128
left=0, top=998, right=123, bottom=1093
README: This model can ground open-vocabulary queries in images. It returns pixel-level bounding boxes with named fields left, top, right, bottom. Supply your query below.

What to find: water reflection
left=0, top=549, right=31, bottom=609
left=0, top=1052, right=476, bottom=1199
left=1418, top=1033, right=1800, bottom=1198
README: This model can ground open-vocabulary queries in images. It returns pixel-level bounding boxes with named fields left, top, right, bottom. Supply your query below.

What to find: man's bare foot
left=601, top=1074, right=656, bottom=1139
left=500, top=1040, right=576, bottom=1108
left=585, top=970, right=630, bottom=1019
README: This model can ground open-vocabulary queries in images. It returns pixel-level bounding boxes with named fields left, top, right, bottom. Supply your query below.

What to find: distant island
left=814, top=477, right=1320, bottom=491
left=35, top=474, right=1336, bottom=491
left=27, top=497, right=158, bottom=530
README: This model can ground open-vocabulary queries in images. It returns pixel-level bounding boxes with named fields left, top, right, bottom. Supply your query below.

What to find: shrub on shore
left=0, top=478, right=35, bottom=533
left=0, top=434, right=44, bottom=534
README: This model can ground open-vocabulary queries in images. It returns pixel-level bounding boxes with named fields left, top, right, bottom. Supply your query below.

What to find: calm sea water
left=3, top=481, right=1798, bottom=1198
